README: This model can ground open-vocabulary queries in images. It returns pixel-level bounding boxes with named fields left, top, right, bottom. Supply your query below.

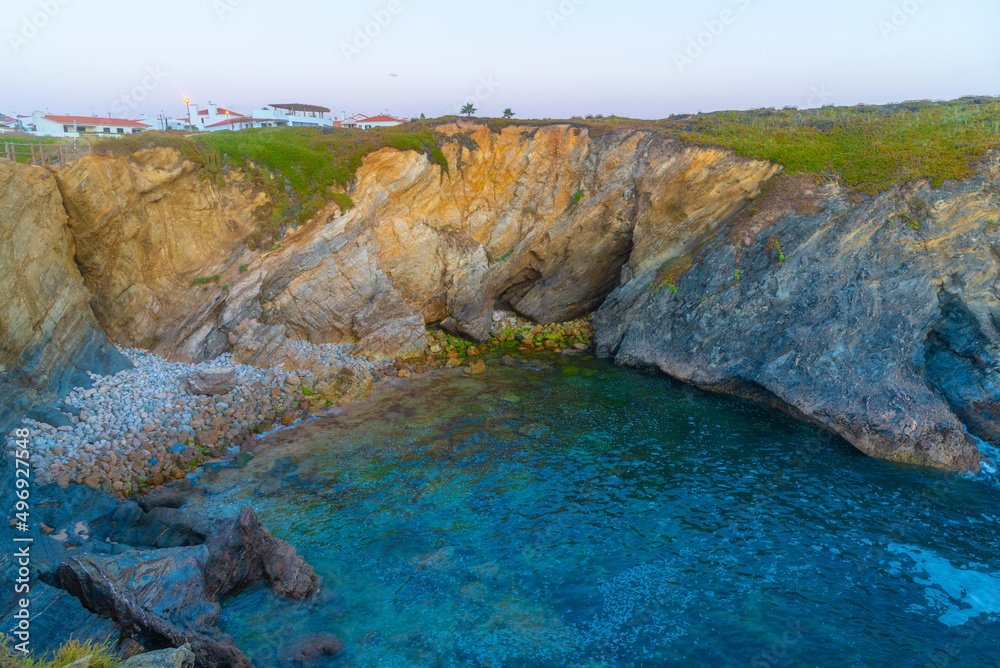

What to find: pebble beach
left=6, top=313, right=593, bottom=499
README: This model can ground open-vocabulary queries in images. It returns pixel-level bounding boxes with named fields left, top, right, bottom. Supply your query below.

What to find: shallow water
left=183, top=357, right=1000, bottom=667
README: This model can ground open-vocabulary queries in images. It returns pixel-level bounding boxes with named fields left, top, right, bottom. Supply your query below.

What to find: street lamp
left=184, top=98, right=191, bottom=131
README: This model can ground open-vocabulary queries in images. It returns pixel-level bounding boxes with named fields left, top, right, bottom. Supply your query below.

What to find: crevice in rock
left=923, top=290, right=1000, bottom=445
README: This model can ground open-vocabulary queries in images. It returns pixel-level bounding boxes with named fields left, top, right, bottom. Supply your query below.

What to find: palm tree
left=503, top=108, right=515, bottom=119
left=461, top=103, right=477, bottom=117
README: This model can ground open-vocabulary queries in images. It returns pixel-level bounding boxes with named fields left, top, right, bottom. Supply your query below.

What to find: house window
left=133, top=128, right=142, bottom=133
left=104, top=127, right=111, bottom=133
left=63, top=125, right=71, bottom=132
left=117, top=128, right=125, bottom=134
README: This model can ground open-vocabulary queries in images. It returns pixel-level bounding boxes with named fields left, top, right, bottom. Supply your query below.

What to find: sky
left=2, top=0, right=998, bottom=121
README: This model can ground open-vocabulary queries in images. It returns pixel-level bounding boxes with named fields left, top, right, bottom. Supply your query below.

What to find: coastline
left=7, top=314, right=594, bottom=499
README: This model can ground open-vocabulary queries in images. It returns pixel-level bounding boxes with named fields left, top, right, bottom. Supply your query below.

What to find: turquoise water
left=183, top=358, right=1000, bottom=667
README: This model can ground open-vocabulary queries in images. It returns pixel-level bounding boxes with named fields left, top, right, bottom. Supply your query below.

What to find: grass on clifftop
left=453, top=96, right=1000, bottom=197
left=195, top=126, right=447, bottom=196
left=95, top=126, right=446, bottom=246
left=672, top=97, right=1000, bottom=195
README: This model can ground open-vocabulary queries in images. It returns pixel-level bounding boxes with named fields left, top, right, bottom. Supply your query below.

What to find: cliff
left=51, top=123, right=776, bottom=363
left=2, top=121, right=999, bottom=473
left=596, top=167, right=1000, bottom=473
left=0, top=160, right=129, bottom=434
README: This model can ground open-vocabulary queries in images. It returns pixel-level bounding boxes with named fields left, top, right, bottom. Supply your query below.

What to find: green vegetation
left=189, top=274, right=221, bottom=286
left=0, top=635, right=120, bottom=668
left=94, top=132, right=222, bottom=173
left=196, top=126, right=447, bottom=195
left=331, top=192, right=355, bottom=212
left=503, top=108, right=515, bottom=119
left=197, top=126, right=445, bottom=245
left=573, top=190, right=586, bottom=203
left=768, top=238, right=786, bottom=262
left=673, top=98, right=1000, bottom=196
left=468, top=96, right=1000, bottom=197
left=94, top=125, right=448, bottom=247
left=461, top=103, right=477, bottom=117
left=649, top=255, right=694, bottom=296
left=239, top=264, right=248, bottom=271
left=489, top=250, right=514, bottom=264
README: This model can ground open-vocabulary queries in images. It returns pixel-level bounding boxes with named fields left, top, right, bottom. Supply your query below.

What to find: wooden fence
left=0, top=141, right=91, bottom=167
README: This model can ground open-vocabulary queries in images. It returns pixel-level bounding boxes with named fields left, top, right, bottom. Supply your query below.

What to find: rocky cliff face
left=4, top=123, right=998, bottom=474
left=0, top=160, right=129, bottom=434
left=595, top=167, right=1000, bottom=473
left=52, top=123, right=775, bottom=363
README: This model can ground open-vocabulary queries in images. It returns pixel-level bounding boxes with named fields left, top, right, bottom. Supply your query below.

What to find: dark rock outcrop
left=55, top=506, right=319, bottom=667
left=0, top=462, right=319, bottom=666
left=596, top=173, right=1000, bottom=472
left=135, top=487, right=188, bottom=513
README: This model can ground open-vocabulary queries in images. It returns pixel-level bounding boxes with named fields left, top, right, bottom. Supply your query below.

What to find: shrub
left=0, top=635, right=120, bottom=668
left=189, top=274, right=221, bottom=286
left=331, top=192, right=355, bottom=212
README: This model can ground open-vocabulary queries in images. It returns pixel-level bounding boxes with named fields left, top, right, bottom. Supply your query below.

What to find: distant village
left=0, top=101, right=408, bottom=138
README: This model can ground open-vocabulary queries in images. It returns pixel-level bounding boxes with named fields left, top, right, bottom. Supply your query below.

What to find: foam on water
left=889, top=544, right=1000, bottom=627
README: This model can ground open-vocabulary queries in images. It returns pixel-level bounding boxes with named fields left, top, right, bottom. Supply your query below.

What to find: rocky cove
left=2, top=120, right=1000, bottom=664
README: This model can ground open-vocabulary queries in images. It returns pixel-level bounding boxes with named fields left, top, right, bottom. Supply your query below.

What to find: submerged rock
left=277, top=633, right=344, bottom=666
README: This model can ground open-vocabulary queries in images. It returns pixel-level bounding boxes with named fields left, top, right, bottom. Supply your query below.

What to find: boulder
left=121, top=644, right=195, bottom=668
left=26, top=403, right=74, bottom=428
left=184, top=368, right=236, bottom=396
left=136, top=487, right=187, bottom=512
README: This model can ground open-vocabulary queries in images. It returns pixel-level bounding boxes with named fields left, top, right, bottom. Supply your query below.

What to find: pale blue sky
left=2, top=0, right=997, bottom=120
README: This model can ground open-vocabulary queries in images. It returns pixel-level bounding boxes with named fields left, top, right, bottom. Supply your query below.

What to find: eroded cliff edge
left=0, top=160, right=130, bottom=434
left=3, top=122, right=999, bottom=473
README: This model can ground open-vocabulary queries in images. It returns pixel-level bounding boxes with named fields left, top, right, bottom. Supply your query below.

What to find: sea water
left=183, top=357, right=1000, bottom=667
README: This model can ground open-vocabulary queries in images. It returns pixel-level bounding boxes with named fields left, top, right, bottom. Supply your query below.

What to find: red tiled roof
left=44, top=115, right=151, bottom=127
left=360, top=115, right=407, bottom=123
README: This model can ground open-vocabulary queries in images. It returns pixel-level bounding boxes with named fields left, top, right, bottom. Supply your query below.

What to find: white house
left=342, top=114, right=407, bottom=129
left=31, top=111, right=151, bottom=137
left=172, top=102, right=251, bottom=131
left=252, top=103, right=334, bottom=127
left=171, top=102, right=336, bottom=132
left=0, top=114, right=21, bottom=133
